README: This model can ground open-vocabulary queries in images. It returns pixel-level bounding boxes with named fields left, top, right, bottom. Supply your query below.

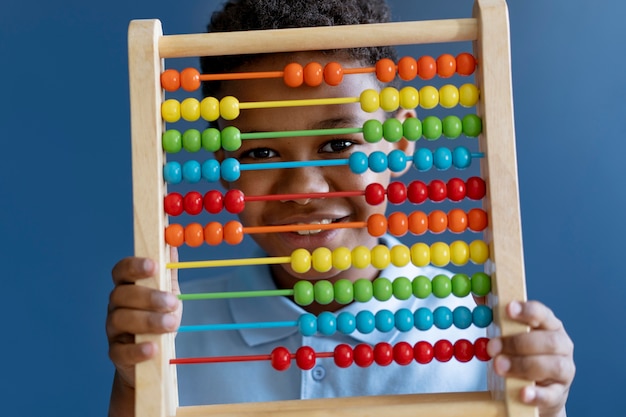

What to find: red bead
left=428, top=180, right=447, bottom=202
left=373, top=342, right=393, bottom=366
left=387, top=181, right=407, bottom=204
left=456, top=52, right=476, bottom=76
left=446, top=178, right=466, bottom=202
left=434, top=339, right=454, bottom=362
left=466, top=177, right=486, bottom=200
left=474, top=337, right=491, bottom=361
left=407, top=181, right=428, bottom=204
left=454, top=339, right=474, bottom=363
left=271, top=346, right=292, bottom=371
left=295, top=346, right=316, bottom=370
left=414, top=341, right=434, bottom=364
left=353, top=344, right=374, bottom=368
left=334, top=344, right=354, bottom=368
left=393, top=342, right=414, bottom=366
left=204, top=190, right=223, bottom=214
left=375, top=58, right=397, bottom=83
left=365, top=183, right=386, bottom=205
left=183, top=191, right=203, bottom=215
left=224, top=189, right=245, bottom=214
left=164, top=192, right=183, bottom=216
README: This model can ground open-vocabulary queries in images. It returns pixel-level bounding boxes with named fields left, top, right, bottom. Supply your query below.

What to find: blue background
left=1, top=0, right=624, bottom=415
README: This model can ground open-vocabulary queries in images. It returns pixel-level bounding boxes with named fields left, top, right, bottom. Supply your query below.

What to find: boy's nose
left=276, top=166, right=330, bottom=204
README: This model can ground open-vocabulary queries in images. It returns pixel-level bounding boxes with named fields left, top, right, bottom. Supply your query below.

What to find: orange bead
left=161, top=69, right=180, bottom=92
left=375, top=58, right=397, bottom=83
left=180, top=68, right=201, bottom=92
left=184, top=223, right=204, bottom=247
left=324, top=62, right=344, bottom=86
left=447, top=208, right=468, bottom=233
left=468, top=208, right=488, bottom=231
left=456, top=52, right=476, bottom=76
left=428, top=210, right=448, bottom=233
left=417, top=56, right=436, bottom=80
left=397, top=56, right=417, bottom=81
left=437, top=54, right=456, bottom=78
left=367, top=213, right=387, bottom=237
left=165, top=224, right=184, bottom=247
left=303, top=62, right=323, bottom=87
left=388, top=212, right=409, bottom=237
left=408, top=211, right=428, bottom=235
left=204, top=222, right=224, bottom=246
left=283, top=62, right=304, bottom=87
left=224, top=220, right=244, bottom=245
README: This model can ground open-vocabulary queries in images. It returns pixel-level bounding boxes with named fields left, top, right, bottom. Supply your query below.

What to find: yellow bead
left=180, top=98, right=200, bottom=121
left=419, top=85, right=439, bottom=109
left=161, top=99, right=180, bottom=123
left=200, top=97, right=220, bottom=121
left=439, top=84, right=459, bottom=109
left=459, top=83, right=480, bottom=107
left=311, top=247, right=333, bottom=272
left=390, top=244, right=410, bottom=267
left=220, top=96, right=240, bottom=120
left=430, top=242, right=450, bottom=267
left=290, top=248, right=311, bottom=273
left=469, top=240, right=489, bottom=264
left=449, top=240, right=470, bottom=266
left=359, top=89, right=380, bottom=113
left=351, top=245, right=371, bottom=269
left=410, top=242, right=430, bottom=267
left=371, top=245, right=391, bottom=270
left=332, top=247, right=352, bottom=270
left=399, top=86, right=419, bottom=109
left=379, top=87, right=400, bottom=112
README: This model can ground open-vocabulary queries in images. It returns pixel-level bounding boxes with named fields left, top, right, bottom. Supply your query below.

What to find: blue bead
left=355, top=310, right=375, bottom=334
left=452, top=146, right=471, bottom=169
left=387, top=149, right=407, bottom=173
left=473, top=305, right=493, bottom=328
left=163, top=161, right=182, bottom=184
left=220, top=157, right=241, bottom=182
left=453, top=306, right=473, bottom=329
left=348, top=152, right=368, bottom=174
left=375, top=309, right=395, bottom=332
left=298, top=313, right=317, bottom=336
left=413, top=148, right=433, bottom=171
left=368, top=151, right=388, bottom=173
left=182, top=160, right=201, bottom=183
left=433, top=306, right=453, bottom=329
left=394, top=308, right=414, bottom=332
left=414, top=307, right=433, bottom=330
left=337, top=312, right=356, bottom=334
left=433, top=147, right=452, bottom=170
left=317, top=311, right=337, bottom=335
left=201, top=159, right=221, bottom=182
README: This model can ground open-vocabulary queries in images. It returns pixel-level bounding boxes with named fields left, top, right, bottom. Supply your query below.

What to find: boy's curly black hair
left=200, top=0, right=397, bottom=98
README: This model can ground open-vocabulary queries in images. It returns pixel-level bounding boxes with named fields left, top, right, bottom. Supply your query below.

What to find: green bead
left=201, top=128, right=221, bottom=152
left=363, top=119, right=383, bottom=143
left=353, top=278, right=373, bottom=302
left=422, top=116, right=442, bottom=140
left=462, top=114, right=483, bottom=137
left=162, top=129, right=182, bottom=153
left=293, top=280, right=314, bottom=306
left=382, top=118, right=403, bottom=142
left=221, top=126, right=242, bottom=151
left=432, top=274, right=452, bottom=298
left=334, top=279, right=354, bottom=304
left=402, top=117, right=422, bottom=141
left=314, top=280, right=334, bottom=305
left=373, top=277, right=393, bottom=301
left=392, top=276, right=412, bottom=300
left=442, top=115, right=462, bottom=139
left=451, top=273, right=471, bottom=297
left=471, top=272, right=491, bottom=296
left=412, top=275, right=432, bottom=299
left=182, top=129, right=202, bottom=152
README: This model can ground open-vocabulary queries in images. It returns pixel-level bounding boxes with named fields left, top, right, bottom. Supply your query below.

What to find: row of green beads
left=292, top=272, right=491, bottom=306
left=363, top=114, right=482, bottom=143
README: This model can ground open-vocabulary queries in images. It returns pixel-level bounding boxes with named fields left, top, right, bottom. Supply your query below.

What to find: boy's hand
left=488, top=301, right=575, bottom=417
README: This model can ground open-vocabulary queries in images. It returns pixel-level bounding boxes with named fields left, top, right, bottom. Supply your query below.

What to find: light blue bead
left=472, top=305, right=493, bottom=328
left=182, top=160, right=201, bottom=183
left=453, top=306, right=473, bottom=329
left=163, top=161, right=182, bottom=184
left=348, top=152, right=368, bottom=174
left=414, top=307, right=433, bottom=330
left=375, top=309, right=395, bottom=332
left=387, top=149, right=407, bottom=173
left=298, top=313, right=317, bottom=336
left=317, top=311, right=337, bottom=335
left=368, top=151, right=388, bottom=173
left=413, top=148, right=433, bottom=171
left=337, top=312, right=356, bottom=334
left=356, top=310, right=375, bottom=334
left=201, top=159, right=221, bottom=182
left=433, top=147, right=452, bottom=170
left=453, top=146, right=471, bottom=169
left=394, top=308, right=414, bottom=332
left=433, top=306, right=453, bottom=329
left=220, top=157, right=240, bottom=182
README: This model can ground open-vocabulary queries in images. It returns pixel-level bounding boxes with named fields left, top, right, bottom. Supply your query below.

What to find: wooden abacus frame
left=128, top=0, right=536, bottom=415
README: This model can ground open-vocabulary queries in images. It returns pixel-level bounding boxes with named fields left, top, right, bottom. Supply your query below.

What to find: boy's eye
left=319, top=139, right=355, bottom=154
left=240, top=147, right=277, bottom=160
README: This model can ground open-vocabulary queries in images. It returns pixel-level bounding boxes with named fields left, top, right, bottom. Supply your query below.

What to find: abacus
left=128, top=0, right=535, bottom=415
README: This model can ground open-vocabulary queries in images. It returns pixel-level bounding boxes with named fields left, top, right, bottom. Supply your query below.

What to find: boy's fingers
left=493, top=353, right=575, bottom=384
left=506, top=300, right=563, bottom=331
left=108, top=340, right=157, bottom=370
left=106, top=308, right=180, bottom=339
left=491, top=329, right=573, bottom=357
left=520, top=384, right=569, bottom=413
left=108, top=285, right=180, bottom=314
left=111, top=257, right=156, bottom=285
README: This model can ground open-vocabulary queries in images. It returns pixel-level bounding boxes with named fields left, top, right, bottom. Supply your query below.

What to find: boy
left=107, top=1, right=574, bottom=416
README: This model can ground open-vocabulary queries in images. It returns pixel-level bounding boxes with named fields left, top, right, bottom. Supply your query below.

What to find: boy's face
left=217, top=53, right=414, bottom=284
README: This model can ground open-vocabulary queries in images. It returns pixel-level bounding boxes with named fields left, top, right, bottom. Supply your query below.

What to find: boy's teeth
left=296, top=219, right=332, bottom=235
